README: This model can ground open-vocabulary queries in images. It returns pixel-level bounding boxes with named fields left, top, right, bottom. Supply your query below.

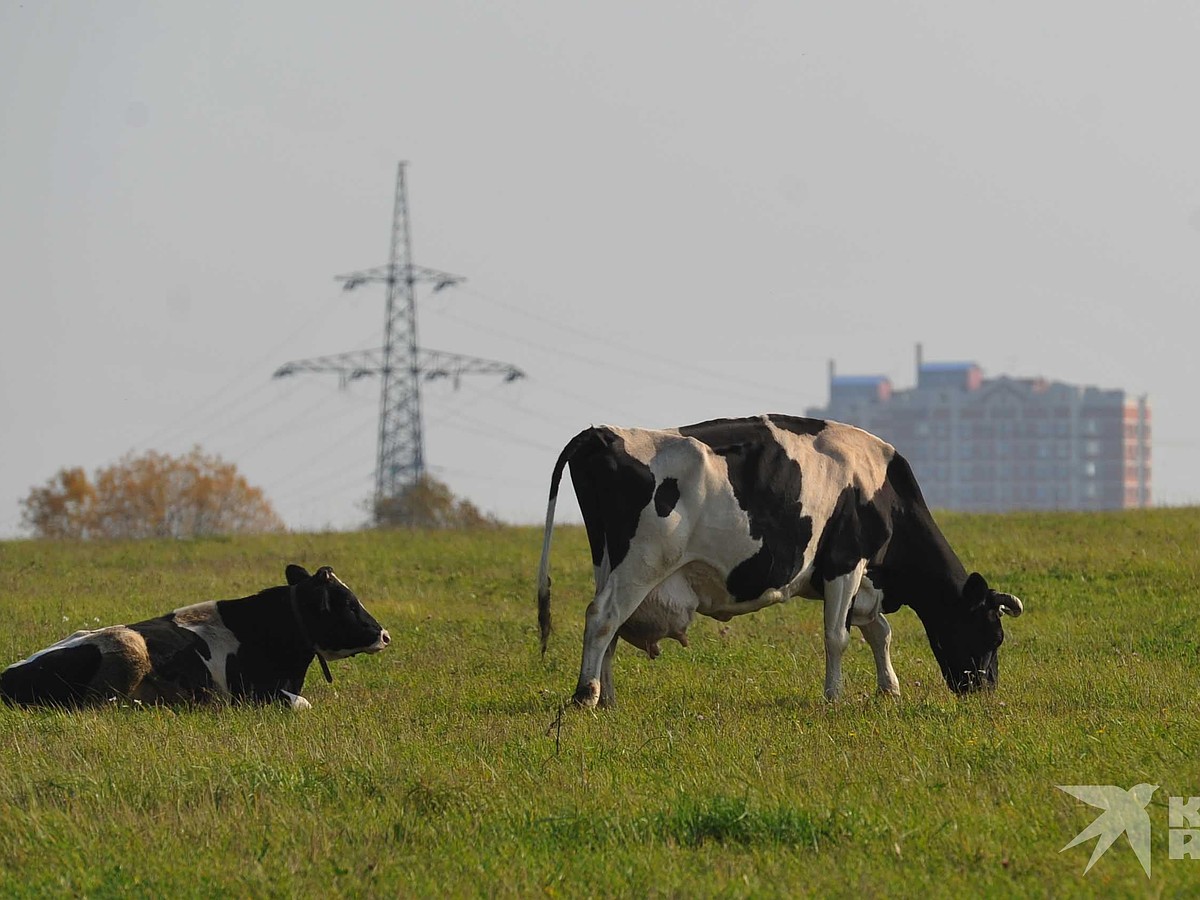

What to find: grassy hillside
left=1, top=509, right=1198, bottom=897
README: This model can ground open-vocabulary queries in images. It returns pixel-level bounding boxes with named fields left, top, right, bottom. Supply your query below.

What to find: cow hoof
left=282, top=691, right=311, bottom=711
left=876, top=686, right=901, bottom=699
left=571, top=679, right=601, bottom=709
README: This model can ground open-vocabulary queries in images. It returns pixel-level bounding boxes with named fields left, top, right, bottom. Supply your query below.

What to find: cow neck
left=289, top=585, right=333, bottom=684
left=883, top=505, right=970, bottom=620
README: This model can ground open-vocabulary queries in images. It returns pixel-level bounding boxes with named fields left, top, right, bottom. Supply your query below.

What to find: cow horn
left=996, top=593, right=1023, bottom=617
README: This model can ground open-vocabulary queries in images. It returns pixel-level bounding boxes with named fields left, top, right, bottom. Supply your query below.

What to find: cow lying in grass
left=1, top=565, right=389, bottom=710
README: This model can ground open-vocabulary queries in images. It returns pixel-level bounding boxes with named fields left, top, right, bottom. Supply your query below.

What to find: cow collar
left=289, top=585, right=334, bottom=684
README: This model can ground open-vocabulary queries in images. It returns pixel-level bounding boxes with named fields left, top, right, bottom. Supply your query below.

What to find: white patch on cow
left=172, top=601, right=239, bottom=695
left=806, top=420, right=895, bottom=495
left=280, top=691, right=311, bottom=711
left=608, top=425, right=666, bottom=467
left=5, top=628, right=106, bottom=669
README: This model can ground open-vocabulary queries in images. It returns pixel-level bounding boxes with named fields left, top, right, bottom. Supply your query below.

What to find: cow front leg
left=848, top=576, right=899, bottom=697
left=822, top=563, right=865, bottom=701
left=860, top=613, right=900, bottom=697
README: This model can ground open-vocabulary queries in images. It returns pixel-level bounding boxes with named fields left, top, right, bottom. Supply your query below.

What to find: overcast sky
left=3, top=2, right=1199, bottom=537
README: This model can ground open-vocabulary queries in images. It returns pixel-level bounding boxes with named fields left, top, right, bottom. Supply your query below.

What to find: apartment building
left=806, top=348, right=1151, bottom=511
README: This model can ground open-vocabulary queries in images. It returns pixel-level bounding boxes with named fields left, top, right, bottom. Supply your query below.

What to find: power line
left=131, top=292, right=349, bottom=453
left=429, top=284, right=816, bottom=412
left=452, top=282, right=814, bottom=400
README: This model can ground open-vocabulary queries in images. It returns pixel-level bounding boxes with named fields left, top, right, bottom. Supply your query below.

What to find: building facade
left=806, top=349, right=1152, bottom=512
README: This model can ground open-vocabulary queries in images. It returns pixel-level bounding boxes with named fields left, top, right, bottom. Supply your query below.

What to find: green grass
left=1, top=509, right=1198, bottom=897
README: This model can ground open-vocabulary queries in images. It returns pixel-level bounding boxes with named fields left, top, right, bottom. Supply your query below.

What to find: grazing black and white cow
left=536, top=415, right=1024, bottom=707
left=1, top=565, right=389, bottom=710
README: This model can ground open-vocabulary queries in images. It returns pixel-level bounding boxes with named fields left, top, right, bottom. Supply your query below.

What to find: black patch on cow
left=812, top=484, right=892, bottom=587
left=766, top=414, right=828, bottom=438
left=881, top=451, right=929, bottom=509
left=132, top=616, right=217, bottom=694
left=0, top=642, right=103, bottom=707
left=567, top=428, right=656, bottom=571
left=678, top=418, right=813, bottom=601
left=654, top=478, right=680, bottom=517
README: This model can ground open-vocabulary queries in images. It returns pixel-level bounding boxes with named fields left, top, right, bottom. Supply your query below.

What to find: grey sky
left=2, top=2, right=1198, bottom=536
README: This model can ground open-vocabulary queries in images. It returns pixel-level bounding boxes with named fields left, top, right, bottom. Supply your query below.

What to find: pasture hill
left=0, top=508, right=1198, bottom=897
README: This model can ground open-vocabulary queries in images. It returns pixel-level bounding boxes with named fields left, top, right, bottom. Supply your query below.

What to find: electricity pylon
left=274, top=162, right=524, bottom=523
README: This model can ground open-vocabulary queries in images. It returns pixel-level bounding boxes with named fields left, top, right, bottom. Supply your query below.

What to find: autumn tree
left=20, top=448, right=285, bottom=540
left=373, top=474, right=499, bottom=529
left=19, top=467, right=97, bottom=539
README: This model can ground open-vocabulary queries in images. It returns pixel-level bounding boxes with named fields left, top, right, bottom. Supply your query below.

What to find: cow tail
left=537, top=428, right=594, bottom=656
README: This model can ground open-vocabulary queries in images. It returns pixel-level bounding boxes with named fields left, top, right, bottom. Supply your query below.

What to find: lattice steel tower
left=274, top=162, right=524, bottom=522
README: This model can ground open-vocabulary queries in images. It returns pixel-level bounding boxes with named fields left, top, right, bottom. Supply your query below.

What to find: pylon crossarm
left=418, top=349, right=526, bottom=384
left=334, top=265, right=466, bottom=291
left=272, top=349, right=387, bottom=379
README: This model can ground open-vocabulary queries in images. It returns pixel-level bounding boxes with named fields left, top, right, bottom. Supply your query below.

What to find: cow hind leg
left=598, top=637, right=619, bottom=709
left=574, top=577, right=651, bottom=708
left=1, top=643, right=106, bottom=707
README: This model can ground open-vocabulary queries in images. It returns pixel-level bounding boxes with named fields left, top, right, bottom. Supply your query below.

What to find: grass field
left=1, top=509, right=1198, bottom=897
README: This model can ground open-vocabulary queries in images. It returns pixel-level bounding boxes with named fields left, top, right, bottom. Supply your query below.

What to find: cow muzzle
left=946, top=653, right=998, bottom=694
left=321, top=629, right=390, bottom=660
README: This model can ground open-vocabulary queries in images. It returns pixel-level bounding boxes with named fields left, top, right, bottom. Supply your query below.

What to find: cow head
left=925, top=572, right=1023, bottom=693
left=285, top=564, right=390, bottom=660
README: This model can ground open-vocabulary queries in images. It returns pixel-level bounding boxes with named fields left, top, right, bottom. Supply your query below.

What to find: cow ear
left=315, top=566, right=334, bottom=583
left=285, top=564, right=311, bottom=585
left=963, top=572, right=989, bottom=607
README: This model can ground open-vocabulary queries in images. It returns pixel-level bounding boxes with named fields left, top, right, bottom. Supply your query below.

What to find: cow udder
left=617, top=570, right=701, bottom=658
